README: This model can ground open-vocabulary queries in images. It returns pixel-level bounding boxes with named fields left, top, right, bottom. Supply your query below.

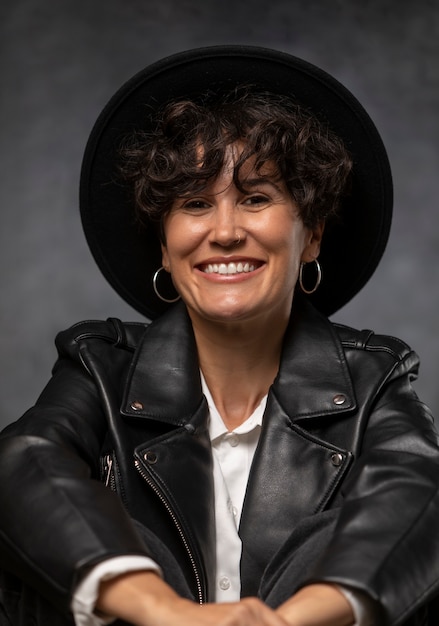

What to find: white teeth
left=203, top=262, right=257, bottom=275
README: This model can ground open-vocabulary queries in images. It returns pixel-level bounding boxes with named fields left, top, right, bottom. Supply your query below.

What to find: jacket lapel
left=121, top=301, right=203, bottom=425
left=120, top=303, right=216, bottom=600
left=239, top=298, right=356, bottom=596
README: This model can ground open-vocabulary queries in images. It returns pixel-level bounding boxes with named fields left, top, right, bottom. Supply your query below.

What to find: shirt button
left=227, top=433, right=239, bottom=447
left=227, top=499, right=237, bottom=516
left=219, top=576, right=231, bottom=590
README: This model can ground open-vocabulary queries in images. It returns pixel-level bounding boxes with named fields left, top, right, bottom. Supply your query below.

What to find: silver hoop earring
left=299, top=259, right=322, bottom=295
left=152, top=267, right=181, bottom=303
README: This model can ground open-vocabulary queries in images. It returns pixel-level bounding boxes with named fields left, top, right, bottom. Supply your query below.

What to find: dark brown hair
left=120, top=89, right=352, bottom=230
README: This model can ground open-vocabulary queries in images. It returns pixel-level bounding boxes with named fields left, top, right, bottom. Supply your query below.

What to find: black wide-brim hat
left=80, top=45, right=392, bottom=319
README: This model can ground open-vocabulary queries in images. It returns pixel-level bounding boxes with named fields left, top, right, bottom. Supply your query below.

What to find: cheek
left=275, top=228, right=311, bottom=281
left=259, top=216, right=308, bottom=257
left=161, top=216, right=184, bottom=265
left=161, top=216, right=204, bottom=269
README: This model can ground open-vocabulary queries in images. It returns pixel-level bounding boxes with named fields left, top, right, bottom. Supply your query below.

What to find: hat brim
left=80, top=45, right=393, bottom=319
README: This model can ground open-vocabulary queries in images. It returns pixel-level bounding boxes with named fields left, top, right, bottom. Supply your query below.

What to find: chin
left=189, top=301, right=257, bottom=324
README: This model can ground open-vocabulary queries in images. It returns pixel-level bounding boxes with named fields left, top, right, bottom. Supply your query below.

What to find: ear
left=302, top=222, right=325, bottom=263
left=161, top=243, right=170, bottom=272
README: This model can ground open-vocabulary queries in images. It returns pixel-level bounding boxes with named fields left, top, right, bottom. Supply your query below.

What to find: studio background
left=1, top=0, right=438, bottom=429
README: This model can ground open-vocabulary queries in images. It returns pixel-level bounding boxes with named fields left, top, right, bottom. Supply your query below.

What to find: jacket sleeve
left=0, top=339, right=151, bottom=613
left=307, top=348, right=439, bottom=625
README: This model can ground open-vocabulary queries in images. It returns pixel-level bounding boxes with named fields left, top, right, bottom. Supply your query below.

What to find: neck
left=189, top=311, right=289, bottom=430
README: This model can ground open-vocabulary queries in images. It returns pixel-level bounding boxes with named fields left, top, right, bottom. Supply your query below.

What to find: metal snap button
left=331, top=452, right=344, bottom=466
left=144, top=451, right=157, bottom=464
left=130, top=400, right=144, bottom=411
left=333, top=394, right=346, bottom=405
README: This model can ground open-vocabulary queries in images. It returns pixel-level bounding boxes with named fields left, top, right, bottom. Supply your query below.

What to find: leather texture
left=1, top=298, right=439, bottom=625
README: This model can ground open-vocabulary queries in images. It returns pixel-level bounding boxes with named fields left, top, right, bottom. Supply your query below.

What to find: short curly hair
left=120, top=89, right=353, bottom=231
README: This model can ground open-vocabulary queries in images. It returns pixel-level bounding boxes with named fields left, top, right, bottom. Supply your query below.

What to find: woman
left=1, top=46, right=439, bottom=626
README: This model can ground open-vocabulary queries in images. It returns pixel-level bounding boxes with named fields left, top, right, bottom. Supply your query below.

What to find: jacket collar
left=121, top=297, right=356, bottom=425
left=122, top=301, right=204, bottom=424
left=273, top=296, right=356, bottom=421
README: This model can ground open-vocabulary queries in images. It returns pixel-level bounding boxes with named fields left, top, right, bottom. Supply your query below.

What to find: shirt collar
left=200, top=372, right=266, bottom=443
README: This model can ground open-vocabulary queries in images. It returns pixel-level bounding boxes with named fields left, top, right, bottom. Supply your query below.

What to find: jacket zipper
left=103, top=453, right=117, bottom=491
left=134, top=458, right=204, bottom=605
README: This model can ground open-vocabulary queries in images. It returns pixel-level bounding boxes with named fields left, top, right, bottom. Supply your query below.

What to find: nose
left=209, top=201, right=243, bottom=247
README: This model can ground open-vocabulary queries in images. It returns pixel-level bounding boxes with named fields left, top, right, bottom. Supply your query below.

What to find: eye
left=180, top=199, right=211, bottom=211
left=242, top=194, right=270, bottom=208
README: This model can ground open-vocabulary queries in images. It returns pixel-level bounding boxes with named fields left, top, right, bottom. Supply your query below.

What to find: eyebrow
left=239, top=177, right=284, bottom=195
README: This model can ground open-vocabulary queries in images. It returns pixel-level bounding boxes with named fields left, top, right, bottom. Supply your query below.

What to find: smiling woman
left=121, top=92, right=345, bottom=330
left=1, top=45, right=439, bottom=626
left=161, top=149, right=323, bottom=334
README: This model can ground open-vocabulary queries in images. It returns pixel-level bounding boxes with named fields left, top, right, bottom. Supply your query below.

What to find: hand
left=97, top=570, right=289, bottom=626
left=276, top=584, right=355, bottom=626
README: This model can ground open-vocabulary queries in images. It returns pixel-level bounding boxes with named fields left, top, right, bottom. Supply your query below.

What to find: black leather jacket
left=1, top=299, right=439, bottom=625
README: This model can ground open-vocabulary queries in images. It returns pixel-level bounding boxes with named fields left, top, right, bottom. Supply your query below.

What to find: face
left=161, top=146, right=323, bottom=328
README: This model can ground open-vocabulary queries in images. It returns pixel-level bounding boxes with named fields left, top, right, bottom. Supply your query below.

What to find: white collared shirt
left=204, top=374, right=265, bottom=601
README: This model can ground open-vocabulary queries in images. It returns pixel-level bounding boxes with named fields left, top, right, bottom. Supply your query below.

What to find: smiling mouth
left=200, top=261, right=262, bottom=275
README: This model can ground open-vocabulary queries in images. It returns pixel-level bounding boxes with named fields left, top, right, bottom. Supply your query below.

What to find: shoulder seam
left=57, top=319, right=147, bottom=352
left=340, top=339, right=407, bottom=361
left=333, top=323, right=411, bottom=362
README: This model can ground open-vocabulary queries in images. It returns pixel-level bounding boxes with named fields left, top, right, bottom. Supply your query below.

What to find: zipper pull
left=105, top=454, right=113, bottom=488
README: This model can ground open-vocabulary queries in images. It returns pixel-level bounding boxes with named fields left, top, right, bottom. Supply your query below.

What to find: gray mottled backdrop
left=1, top=0, right=438, bottom=428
